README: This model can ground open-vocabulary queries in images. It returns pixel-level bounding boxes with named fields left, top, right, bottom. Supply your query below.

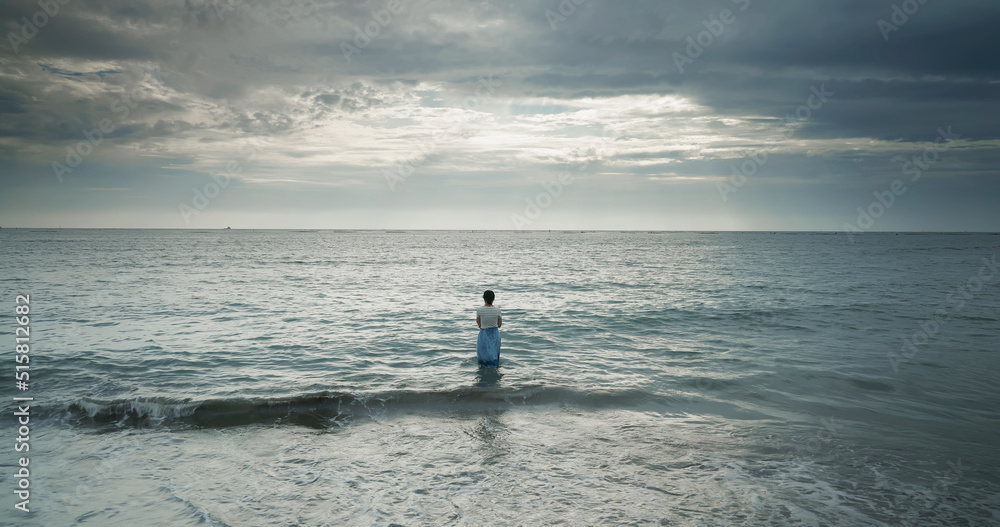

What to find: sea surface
left=1, top=230, right=998, bottom=526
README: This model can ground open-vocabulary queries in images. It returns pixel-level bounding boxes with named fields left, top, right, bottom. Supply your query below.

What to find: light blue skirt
left=477, top=327, right=501, bottom=368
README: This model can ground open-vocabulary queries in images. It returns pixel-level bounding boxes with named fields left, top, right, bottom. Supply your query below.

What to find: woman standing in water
left=476, top=290, right=502, bottom=368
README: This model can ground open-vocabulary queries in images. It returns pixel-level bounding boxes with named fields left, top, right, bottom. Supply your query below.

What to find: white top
left=477, top=305, right=502, bottom=329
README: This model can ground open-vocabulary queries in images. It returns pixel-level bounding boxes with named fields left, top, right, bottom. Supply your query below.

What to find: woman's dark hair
left=483, top=290, right=495, bottom=304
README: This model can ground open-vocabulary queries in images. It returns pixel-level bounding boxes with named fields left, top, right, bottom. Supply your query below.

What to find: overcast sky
left=1, top=0, right=997, bottom=230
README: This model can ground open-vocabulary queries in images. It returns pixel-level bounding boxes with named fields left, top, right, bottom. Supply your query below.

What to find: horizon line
left=1, top=227, right=998, bottom=234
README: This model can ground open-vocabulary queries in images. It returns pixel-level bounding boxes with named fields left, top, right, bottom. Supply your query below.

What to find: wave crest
left=61, top=386, right=661, bottom=430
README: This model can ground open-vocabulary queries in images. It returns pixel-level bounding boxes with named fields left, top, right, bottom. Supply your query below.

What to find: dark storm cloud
left=4, top=0, right=992, bottom=133
left=716, top=1, right=1000, bottom=77
left=0, top=1, right=157, bottom=60
left=514, top=0, right=1000, bottom=142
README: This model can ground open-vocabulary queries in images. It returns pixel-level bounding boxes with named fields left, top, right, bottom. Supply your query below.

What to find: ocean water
left=1, top=229, right=998, bottom=526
